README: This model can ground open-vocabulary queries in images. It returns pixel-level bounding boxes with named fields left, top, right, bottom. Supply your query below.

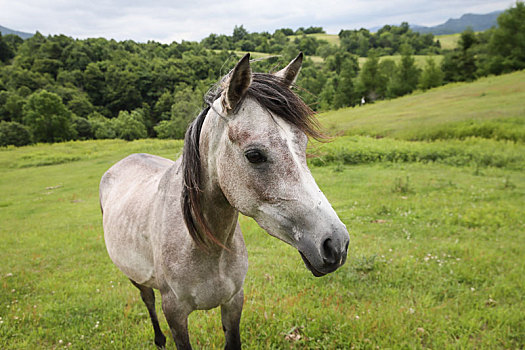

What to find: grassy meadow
left=321, top=70, right=525, bottom=141
left=357, top=54, right=444, bottom=69
left=289, top=33, right=341, bottom=46
left=435, top=33, right=461, bottom=50
left=292, top=33, right=460, bottom=51
left=1, top=71, right=524, bottom=348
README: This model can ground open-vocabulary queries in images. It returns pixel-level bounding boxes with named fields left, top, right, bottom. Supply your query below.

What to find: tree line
left=0, top=1, right=524, bottom=146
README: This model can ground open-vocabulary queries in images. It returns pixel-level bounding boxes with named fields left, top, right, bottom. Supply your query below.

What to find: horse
left=99, top=53, right=350, bottom=349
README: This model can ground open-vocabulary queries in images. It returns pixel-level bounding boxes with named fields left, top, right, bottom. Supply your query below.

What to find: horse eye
left=245, top=150, right=267, bottom=164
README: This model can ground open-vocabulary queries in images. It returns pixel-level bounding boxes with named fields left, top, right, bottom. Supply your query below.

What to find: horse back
left=100, top=153, right=173, bottom=202
left=100, top=153, right=175, bottom=286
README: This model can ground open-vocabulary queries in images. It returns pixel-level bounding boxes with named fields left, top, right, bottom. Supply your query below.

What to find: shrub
left=0, top=121, right=32, bottom=147
left=308, top=136, right=525, bottom=170
left=88, top=112, right=116, bottom=139
left=72, top=116, right=93, bottom=140
left=22, top=90, right=75, bottom=143
left=113, top=110, right=147, bottom=141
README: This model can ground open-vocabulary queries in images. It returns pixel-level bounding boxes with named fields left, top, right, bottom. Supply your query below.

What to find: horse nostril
left=321, top=238, right=337, bottom=265
left=345, top=241, right=349, bottom=253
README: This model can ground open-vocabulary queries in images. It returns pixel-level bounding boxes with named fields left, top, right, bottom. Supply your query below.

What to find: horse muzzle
left=298, top=229, right=349, bottom=277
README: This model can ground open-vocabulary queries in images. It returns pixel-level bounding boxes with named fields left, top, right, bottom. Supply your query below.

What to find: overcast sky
left=0, top=0, right=513, bottom=43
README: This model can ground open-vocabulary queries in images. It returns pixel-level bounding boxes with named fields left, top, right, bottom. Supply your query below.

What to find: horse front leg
left=221, top=288, right=244, bottom=350
left=130, top=280, right=167, bottom=348
left=161, top=291, right=192, bottom=350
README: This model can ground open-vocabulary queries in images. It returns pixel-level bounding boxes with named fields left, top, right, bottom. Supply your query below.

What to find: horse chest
left=191, top=274, right=239, bottom=310
left=166, top=253, right=247, bottom=310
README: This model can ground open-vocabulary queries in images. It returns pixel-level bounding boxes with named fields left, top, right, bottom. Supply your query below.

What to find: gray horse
left=100, top=53, right=349, bottom=349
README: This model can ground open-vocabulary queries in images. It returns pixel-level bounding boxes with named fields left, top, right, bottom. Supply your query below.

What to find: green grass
left=288, top=33, right=341, bottom=46
left=210, top=50, right=275, bottom=61
left=358, top=54, right=444, bottom=69
left=320, top=70, right=525, bottom=140
left=435, top=33, right=461, bottom=50
left=1, top=70, right=524, bottom=348
left=1, top=139, right=523, bottom=348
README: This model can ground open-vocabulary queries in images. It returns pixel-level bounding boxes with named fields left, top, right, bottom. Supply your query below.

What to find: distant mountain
left=368, top=11, right=503, bottom=34
left=0, top=25, right=34, bottom=39
left=412, top=11, right=502, bottom=35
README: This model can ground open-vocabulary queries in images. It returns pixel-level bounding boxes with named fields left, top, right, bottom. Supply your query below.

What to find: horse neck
left=197, top=110, right=239, bottom=247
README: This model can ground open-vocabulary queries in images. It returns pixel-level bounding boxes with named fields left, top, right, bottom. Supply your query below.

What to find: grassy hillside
left=1, top=73, right=524, bottom=348
left=357, top=54, right=444, bottom=69
left=435, top=33, right=461, bottom=50
left=320, top=70, right=525, bottom=140
left=289, top=33, right=341, bottom=46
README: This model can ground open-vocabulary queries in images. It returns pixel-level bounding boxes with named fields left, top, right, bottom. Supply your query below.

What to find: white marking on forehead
left=273, top=116, right=304, bottom=170
left=273, top=116, right=323, bottom=207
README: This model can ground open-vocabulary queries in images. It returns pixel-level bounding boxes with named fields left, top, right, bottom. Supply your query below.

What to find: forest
left=0, top=1, right=524, bottom=146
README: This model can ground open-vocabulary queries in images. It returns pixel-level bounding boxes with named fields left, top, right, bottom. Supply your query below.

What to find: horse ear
left=274, top=52, right=303, bottom=87
left=222, top=53, right=252, bottom=113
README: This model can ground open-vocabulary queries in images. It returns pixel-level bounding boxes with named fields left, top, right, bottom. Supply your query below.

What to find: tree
left=4, top=93, right=26, bottom=122
left=0, top=121, right=32, bottom=147
left=113, top=109, right=147, bottom=141
left=232, top=25, right=248, bottom=43
left=489, top=1, right=525, bottom=72
left=153, top=91, right=175, bottom=122
left=333, top=58, right=359, bottom=108
left=358, top=50, right=386, bottom=101
left=83, top=62, right=106, bottom=106
left=0, top=33, right=14, bottom=63
left=67, top=95, right=95, bottom=118
left=319, top=77, right=336, bottom=111
left=22, top=90, right=75, bottom=142
left=155, top=86, right=201, bottom=139
left=442, top=29, right=478, bottom=82
left=387, top=45, right=420, bottom=98
left=72, top=116, right=93, bottom=140
left=88, top=112, right=116, bottom=139
left=419, top=57, right=444, bottom=90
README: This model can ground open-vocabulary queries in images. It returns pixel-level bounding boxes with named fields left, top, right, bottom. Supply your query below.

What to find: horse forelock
left=182, top=72, right=325, bottom=250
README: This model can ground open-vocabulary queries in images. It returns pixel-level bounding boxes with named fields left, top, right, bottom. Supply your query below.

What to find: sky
left=0, top=0, right=514, bottom=43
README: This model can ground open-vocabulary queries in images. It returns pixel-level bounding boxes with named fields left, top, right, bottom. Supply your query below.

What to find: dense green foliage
left=339, top=22, right=440, bottom=56
left=0, top=121, right=31, bottom=146
left=22, top=90, right=75, bottom=142
left=442, top=1, right=525, bottom=81
left=0, top=33, right=238, bottom=145
left=0, top=2, right=524, bottom=147
left=202, top=25, right=327, bottom=55
left=418, top=56, right=444, bottom=90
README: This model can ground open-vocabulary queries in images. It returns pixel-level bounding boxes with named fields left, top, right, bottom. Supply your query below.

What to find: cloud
left=0, top=0, right=513, bottom=43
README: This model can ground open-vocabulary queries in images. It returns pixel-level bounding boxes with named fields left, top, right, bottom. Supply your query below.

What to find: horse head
left=195, top=53, right=350, bottom=276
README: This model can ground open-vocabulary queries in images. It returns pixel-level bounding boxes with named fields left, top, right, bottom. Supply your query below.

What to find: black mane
left=181, top=72, right=323, bottom=250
